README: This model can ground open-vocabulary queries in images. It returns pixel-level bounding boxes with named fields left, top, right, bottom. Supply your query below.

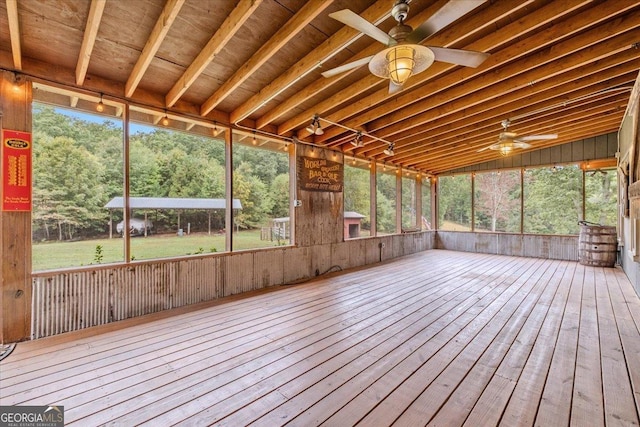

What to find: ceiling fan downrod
left=391, top=0, right=410, bottom=23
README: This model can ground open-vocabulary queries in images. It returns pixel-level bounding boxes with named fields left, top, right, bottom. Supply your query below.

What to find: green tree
left=438, top=174, right=471, bottom=230
left=585, top=168, right=617, bottom=226
left=376, top=171, right=396, bottom=233
left=233, top=162, right=272, bottom=229
left=524, top=165, right=583, bottom=234
left=33, top=136, right=106, bottom=240
left=344, top=165, right=370, bottom=229
left=129, top=139, right=162, bottom=197
left=269, top=173, right=290, bottom=218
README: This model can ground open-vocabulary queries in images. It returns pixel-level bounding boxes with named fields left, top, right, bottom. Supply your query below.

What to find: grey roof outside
left=272, top=212, right=365, bottom=222
left=105, top=197, right=242, bottom=210
left=344, top=211, right=366, bottom=219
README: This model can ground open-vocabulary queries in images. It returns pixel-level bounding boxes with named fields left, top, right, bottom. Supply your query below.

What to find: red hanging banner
left=2, top=129, right=32, bottom=211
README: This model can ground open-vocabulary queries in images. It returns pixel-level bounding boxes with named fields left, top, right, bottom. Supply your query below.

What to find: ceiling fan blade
left=427, top=46, right=489, bottom=68
left=513, top=142, right=532, bottom=149
left=389, top=80, right=403, bottom=94
left=477, top=145, right=492, bottom=152
left=321, top=55, right=374, bottom=78
left=515, top=134, right=558, bottom=142
left=406, top=0, right=487, bottom=44
left=329, top=10, right=393, bottom=46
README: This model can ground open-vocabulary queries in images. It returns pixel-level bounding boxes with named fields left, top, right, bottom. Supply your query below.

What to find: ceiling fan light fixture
left=370, top=44, right=434, bottom=86
left=499, top=143, right=513, bottom=156
left=387, top=45, right=415, bottom=85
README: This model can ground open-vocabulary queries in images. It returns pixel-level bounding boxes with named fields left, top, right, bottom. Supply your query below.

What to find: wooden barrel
left=578, top=224, right=617, bottom=267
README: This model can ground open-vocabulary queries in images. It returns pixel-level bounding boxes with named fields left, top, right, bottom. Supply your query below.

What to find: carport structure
left=104, top=196, right=242, bottom=237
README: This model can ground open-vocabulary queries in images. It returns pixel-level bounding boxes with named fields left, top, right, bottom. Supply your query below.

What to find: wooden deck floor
left=1, top=250, right=640, bottom=426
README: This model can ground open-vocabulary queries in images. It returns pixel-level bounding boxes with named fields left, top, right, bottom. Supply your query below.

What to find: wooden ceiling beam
left=362, top=23, right=640, bottom=156
left=313, top=0, right=595, bottom=144
left=234, top=0, right=392, bottom=126
left=200, top=0, right=334, bottom=116
left=125, top=0, right=185, bottom=98
left=358, top=54, right=639, bottom=159
left=3, top=49, right=230, bottom=125
left=400, top=96, right=628, bottom=167
left=76, top=0, right=106, bottom=85
left=371, top=96, right=626, bottom=169
left=286, top=0, right=534, bottom=139
left=412, top=114, right=623, bottom=167
left=422, top=123, right=621, bottom=173
left=6, top=0, right=22, bottom=70
left=358, top=72, right=634, bottom=169
left=367, top=5, right=640, bottom=140
left=165, top=0, right=260, bottom=107
left=271, top=0, right=472, bottom=134
left=389, top=92, right=629, bottom=166
left=390, top=56, right=638, bottom=149
left=420, top=119, right=622, bottom=173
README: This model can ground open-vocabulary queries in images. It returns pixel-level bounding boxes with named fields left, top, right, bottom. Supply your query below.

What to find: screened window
left=585, top=167, right=617, bottom=226
left=129, top=124, right=226, bottom=260
left=344, top=159, right=371, bottom=239
left=421, top=178, right=432, bottom=230
left=32, top=103, right=125, bottom=270
left=524, top=164, right=583, bottom=234
left=438, top=174, right=472, bottom=231
left=474, top=170, right=521, bottom=232
left=402, top=175, right=417, bottom=230
left=376, top=165, right=397, bottom=235
left=232, top=132, right=290, bottom=250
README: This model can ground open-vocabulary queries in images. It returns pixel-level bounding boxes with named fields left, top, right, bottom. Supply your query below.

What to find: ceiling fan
left=322, top=0, right=490, bottom=93
left=478, top=119, right=558, bottom=156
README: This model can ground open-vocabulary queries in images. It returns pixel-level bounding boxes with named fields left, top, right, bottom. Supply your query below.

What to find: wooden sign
left=298, top=156, right=343, bottom=192
left=2, top=129, right=32, bottom=211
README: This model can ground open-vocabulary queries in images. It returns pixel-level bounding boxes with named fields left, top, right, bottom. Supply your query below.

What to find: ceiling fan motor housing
left=389, top=23, right=412, bottom=42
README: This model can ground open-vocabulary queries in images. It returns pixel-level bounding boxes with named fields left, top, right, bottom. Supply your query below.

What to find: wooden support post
left=0, top=71, right=33, bottom=343
left=288, top=142, right=295, bottom=245
left=370, top=162, right=377, bottom=237
left=416, top=175, right=422, bottom=230
left=432, top=178, right=438, bottom=230
left=396, top=169, right=402, bottom=233
left=225, top=128, right=233, bottom=251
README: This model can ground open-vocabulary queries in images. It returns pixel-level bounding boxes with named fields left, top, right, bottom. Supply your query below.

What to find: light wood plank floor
left=1, top=250, right=640, bottom=426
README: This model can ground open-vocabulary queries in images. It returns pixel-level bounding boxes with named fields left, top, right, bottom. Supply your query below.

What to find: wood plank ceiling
left=1, top=0, right=639, bottom=175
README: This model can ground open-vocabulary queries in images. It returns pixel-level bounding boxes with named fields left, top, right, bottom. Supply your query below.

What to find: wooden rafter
left=4, top=0, right=638, bottom=174
left=232, top=0, right=392, bottom=126
left=369, top=5, right=640, bottom=141
left=371, top=28, right=640, bottom=156
left=200, top=0, right=334, bottom=117
left=401, top=94, right=629, bottom=168
left=283, top=0, right=540, bottom=138
left=311, top=0, right=597, bottom=144
left=125, top=0, right=186, bottom=98
left=76, top=0, right=106, bottom=85
left=362, top=56, right=639, bottom=160
left=422, top=119, right=623, bottom=173
left=6, top=0, right=22, bottom=70
left=165, top=0, right=260, bottom=107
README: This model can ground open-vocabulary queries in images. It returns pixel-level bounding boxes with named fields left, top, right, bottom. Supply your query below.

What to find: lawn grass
left=32, top=229, right=287, bottom=271
left=439, top=220, right=471, bottom=231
